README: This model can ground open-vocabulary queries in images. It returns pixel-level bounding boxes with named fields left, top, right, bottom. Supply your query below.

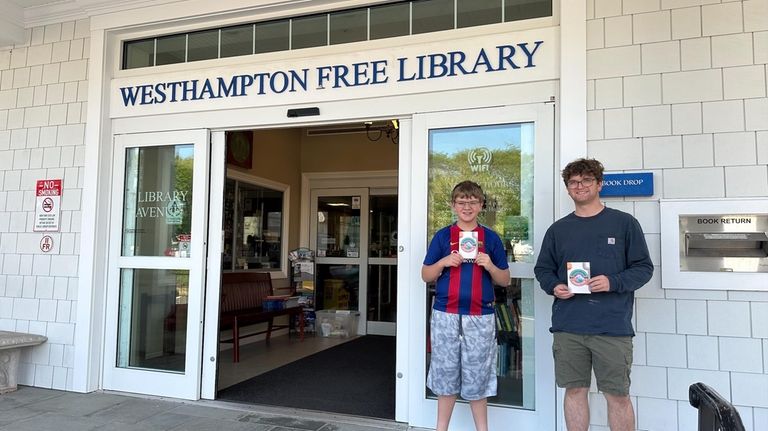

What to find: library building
left=0, top=0, right=766, bottom=430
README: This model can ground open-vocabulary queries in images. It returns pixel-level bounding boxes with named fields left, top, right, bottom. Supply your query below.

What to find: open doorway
left=212, top=122, right=399, bottom=420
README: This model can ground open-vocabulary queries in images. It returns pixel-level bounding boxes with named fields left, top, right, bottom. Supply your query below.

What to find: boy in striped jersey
left=422, top=181, right=510, bottom=431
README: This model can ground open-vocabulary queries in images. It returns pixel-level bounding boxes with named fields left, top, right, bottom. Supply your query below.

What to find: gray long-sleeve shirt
left=534, top=207, right=654, bottom=336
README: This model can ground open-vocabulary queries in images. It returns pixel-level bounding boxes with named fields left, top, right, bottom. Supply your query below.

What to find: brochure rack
left=289, top=248, right=316, bottom=333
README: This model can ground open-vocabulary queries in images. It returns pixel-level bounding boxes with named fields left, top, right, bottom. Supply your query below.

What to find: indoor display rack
left=289, top=248, right=316, bottom=334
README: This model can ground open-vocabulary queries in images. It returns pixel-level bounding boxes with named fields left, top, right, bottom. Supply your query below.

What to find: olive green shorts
left=552, top=332, right=633, bottom=396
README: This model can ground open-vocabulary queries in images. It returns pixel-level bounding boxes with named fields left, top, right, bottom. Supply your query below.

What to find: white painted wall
left=0, top=18, right=90, bottom=391
left=586, top=1, right=768, bottom=430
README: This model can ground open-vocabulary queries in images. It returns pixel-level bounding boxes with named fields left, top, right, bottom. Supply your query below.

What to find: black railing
left=689, top=383, right=746, bottom=431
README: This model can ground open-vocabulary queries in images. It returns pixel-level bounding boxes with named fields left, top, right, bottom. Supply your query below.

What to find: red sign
left=36, top=180, right=62, bottom=197
left=34, top=179, right=63, bottom=232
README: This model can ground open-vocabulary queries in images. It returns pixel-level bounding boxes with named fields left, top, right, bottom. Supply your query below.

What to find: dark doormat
left=217, top=335, right=396, bottom=420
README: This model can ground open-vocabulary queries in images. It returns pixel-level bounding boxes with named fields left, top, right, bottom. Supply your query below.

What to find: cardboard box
left=323, top=279, right=349, bottom=309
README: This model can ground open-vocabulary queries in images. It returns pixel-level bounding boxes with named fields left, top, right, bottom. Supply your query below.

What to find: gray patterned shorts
left=427, top=309, right=498, bottom=400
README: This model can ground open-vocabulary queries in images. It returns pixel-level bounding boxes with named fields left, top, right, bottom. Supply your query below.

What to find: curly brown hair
left=561, top=158, right=604, bottom=185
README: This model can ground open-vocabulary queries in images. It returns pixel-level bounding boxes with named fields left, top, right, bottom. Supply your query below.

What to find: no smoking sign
left=42, top=197, right=54, bottom=212
left=34, top=179, right=62, bottom=232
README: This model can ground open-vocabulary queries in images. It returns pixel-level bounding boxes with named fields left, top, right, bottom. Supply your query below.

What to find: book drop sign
left=34, top=179, right=62, bottom=232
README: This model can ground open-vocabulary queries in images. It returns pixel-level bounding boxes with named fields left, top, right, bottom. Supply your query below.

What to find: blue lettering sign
left=599, top=173, right=654, bottom=197
left=118, top=41, right=545, bottom=107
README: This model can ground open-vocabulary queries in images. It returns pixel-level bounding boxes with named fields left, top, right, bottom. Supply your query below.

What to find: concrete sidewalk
left=0, top=386, right=421, bottom=431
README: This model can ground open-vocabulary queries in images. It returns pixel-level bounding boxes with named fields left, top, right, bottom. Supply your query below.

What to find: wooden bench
left=218, top=272, right=304, bottom=363
left=0, top=331, right=47, bottom=393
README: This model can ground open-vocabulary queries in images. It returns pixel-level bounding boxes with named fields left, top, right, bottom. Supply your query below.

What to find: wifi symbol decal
left=468, top=148, right=492, bottom=172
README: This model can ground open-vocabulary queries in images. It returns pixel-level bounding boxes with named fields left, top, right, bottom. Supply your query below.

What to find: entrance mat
left=218, top=335, right=396, bottom=420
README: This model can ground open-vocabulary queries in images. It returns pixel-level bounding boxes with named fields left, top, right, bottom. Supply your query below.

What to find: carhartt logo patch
left=607, top=237, right=615, bottom=245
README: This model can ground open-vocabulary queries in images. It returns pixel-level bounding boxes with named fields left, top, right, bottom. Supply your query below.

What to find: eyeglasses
left=454, top=200, right=482, bottom=208
left=566, top=178, right=597, bottom=189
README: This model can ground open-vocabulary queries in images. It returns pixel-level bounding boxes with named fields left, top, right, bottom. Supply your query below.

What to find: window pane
left=123, top=39, right=154, bottom=69
left=369, top=195, right=398, bottom=258
left=505, top=0, right=552, bottom=22
left=412, top=0, right=454, bottom=34
left=187, top=29, right=218, bottom=62
left=221, top=24, right=253, bottom=58
left=234, top=182, right=284, bottom=270
left=292, top=14, right=328, bottom=49
left=426, top=122, right=536, bottom=409
left=117, top=268, right=189, bottom=373
left=367, top=264, right=397, bottom=322
left=122, top=145, right=194, bottom=257
left=368, top=194, right=398, bottom=325
left=316, top=196, right=360, bottom=258
left=370, top=2, right=410, bottom=40
left=490, top=278, right=536, bottom=408
left=316, top=264, right=358, bottom=311
left=255, top=19, right=290, bottom=54
left=457, top=0, right=502, bottom=28
left=330, top=8, right=367, bottom=45
left=156, top=34, right=186, bottom=65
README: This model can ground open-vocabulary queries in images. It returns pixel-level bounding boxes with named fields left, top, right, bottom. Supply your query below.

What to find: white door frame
left=201, top=130, right=226, bottom=399
left=406, top=104, right=555, bottom=430
left=103, top=129, right=210, bottom=400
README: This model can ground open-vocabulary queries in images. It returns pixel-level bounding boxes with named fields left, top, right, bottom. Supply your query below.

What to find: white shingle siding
left=724, top=165, right=768, bottom=196
left=588, top=45, right=642, bottom=79
left=0, top=18, right=86, bottom=391
left=595, top=0, right=623, bottom=18
left=686, top=335, right=720, bottom=370
left=732, top=373, right=768, bottom=408
left=587, top=1, right=767, bottom=428
left=624, top=74, right=662, bottom=106
left=723, top=65, right=767, bottom=99
left=671, top=7, right=702, bottom=39
left=672, top=103, right=703, bottom=135
left=745, top=98, right=768, bottom=130
left=701, top=2, right=744, bottom=36
left=605, top=15, right=633, bottom=46
left=719, top=338, right=764, bottom=373
left=643, top=135, right=683, bottom=168
left=637, top=397, right=678, bottom=431
left=755, top=31, right=768, bottom=63
left=604, top=108, right=633, bottom=137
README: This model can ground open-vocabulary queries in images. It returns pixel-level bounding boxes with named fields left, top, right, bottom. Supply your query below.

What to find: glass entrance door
left=103, top=130, right=209, bottom=400
left=367, top=190, right=397, bottom=336
left=310, top=188, right=369, bottom=334
left=406, top=105, right=555, bottom=429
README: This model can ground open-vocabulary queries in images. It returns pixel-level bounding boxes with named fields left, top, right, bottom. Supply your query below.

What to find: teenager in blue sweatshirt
left=535, top=159, right=653, bottom=431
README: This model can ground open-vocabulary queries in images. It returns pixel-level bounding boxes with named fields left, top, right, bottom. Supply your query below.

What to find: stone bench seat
left=0, top=331, right=47, bottom=393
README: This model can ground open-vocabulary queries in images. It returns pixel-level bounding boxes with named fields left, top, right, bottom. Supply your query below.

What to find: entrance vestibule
left=212, top=123, right=399, bottom=419
left=102, top=101, right=556, bottom=429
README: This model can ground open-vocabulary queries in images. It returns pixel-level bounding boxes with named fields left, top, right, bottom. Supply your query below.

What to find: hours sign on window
left=34, top=179, right=62, bottom=232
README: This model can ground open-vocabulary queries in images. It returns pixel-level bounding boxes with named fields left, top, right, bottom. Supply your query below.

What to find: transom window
left=122, top=0, right=552, bottom=69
